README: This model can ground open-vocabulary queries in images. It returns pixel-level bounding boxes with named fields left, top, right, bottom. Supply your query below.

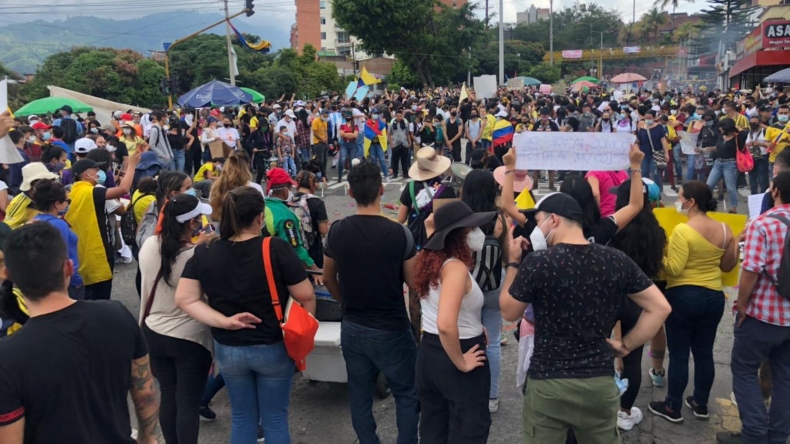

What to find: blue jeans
left=214, top=341, right=294, bottom=444
left=641, top=155, right=663, bottom=190
left=357, top=133, right=365, bottom=159
left=732, top=316, right=790, bottom=444
left=339, top=141, right=356, bottom=180
left=707, top=159, right=738, bottom=209
left=368, top=144, right=389, bottom=178
left=282, top=156, right=296, bottom=177
left=341, top=321, right=419, bottom=444
left=480, top=139, right=492, bottom=151
left=685, top=153, right=697, bottom=181
left=481, top=289, right=501, bottom=399
left=173, top=149, right=185, bottom=172
left=673, top=145, right=683, bottom=180
left=663, top=285, right=725, bottom=412
left=750, top=157, right=770, bottom=195
left=299, top=147, right=310, bottom=165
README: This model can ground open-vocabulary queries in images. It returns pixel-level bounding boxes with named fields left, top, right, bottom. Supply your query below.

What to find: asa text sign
left=513, top=131, right=634, bottom=171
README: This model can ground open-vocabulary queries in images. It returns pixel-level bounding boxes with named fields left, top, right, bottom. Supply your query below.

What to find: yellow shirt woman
left=120, top=135, right=146, bottom=156
left=663, top=223, right=727, bottom=291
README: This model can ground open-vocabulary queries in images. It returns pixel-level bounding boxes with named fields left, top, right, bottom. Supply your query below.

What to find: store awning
left=730, top=50, right=790, bottom=78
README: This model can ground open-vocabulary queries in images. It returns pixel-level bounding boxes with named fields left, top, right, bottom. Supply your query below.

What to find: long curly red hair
left=415, top=227, right=474, bottom=298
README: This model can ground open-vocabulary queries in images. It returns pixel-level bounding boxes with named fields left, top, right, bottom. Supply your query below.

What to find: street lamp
left=549, top=0, right=554, bottom=66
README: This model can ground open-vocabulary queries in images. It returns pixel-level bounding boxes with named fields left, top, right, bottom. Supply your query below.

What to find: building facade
left=516, top=4, right=550, bottom=25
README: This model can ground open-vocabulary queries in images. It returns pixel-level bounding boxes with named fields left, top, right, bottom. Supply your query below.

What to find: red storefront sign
left=739, top=21, right=790, bottom=57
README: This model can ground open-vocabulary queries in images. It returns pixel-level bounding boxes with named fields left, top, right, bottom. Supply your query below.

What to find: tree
left=528, top=62, right=561, bottom=84
left=673, top=22, right=700, bottom=42
left=512, top=2, right=623, bottom=50
left=690, top=0, right=754, bottom=58
left=475, top=40, right=545, bottom=78
left=332, top=0, right=487, bottom=86
left=654, top=0, right=694, bottom=30
left=387, top=60, right=420, bottom=89
left=641, top=8, right=669, bottom=40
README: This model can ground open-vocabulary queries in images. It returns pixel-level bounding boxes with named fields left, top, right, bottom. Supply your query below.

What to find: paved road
left=116, top=169, right=751, bottom=443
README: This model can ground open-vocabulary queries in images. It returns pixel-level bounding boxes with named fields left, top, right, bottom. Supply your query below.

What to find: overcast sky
left=1, top=0, right=705, bottom=48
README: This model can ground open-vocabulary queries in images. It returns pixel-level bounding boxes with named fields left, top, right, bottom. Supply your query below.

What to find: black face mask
left=602, top=118, right=610, bottom=122
left=750, top=123, right=761, bottom=130
left=224, top=124, right=231, bottom=128
left=450, top=112, right=457, bottom=117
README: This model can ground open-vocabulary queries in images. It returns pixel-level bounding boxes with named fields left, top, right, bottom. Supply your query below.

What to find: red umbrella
left=571, top=81, right=596, bottom=91
left=611, top=73, right=647, bottom=83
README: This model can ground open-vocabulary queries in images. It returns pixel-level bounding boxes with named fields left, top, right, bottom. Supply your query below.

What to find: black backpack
left=60, top=118, right=79, bottom=144
left=766, top=214, right=790, bottom=301
left=120, top=194, right=152, bottom=246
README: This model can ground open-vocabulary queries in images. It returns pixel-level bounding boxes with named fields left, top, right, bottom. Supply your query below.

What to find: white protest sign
left=507, top=77, right=524, bottom=91
left=473, top=75, right=497, bottom=99
left=679, top=131, right=698, bottom=154
left=513, top=131, right=634, bottom=171
left=0, top=78, right=23, bottom=165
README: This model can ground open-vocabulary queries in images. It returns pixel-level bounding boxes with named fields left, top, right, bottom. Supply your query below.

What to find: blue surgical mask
left=184, top=188, right=197, bottom=197
left=96, top=170, right=107, bottom=185
left=42, top=131, right=51, bottom=141
left=779, top=115, right=789, bottom=123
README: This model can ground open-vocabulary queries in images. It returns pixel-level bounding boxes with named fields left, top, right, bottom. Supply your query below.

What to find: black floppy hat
left=422, top=201, right=497, bottom=251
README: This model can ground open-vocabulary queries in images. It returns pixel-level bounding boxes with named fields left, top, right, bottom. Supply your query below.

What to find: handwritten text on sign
left=513, top=132, right=635, bottom=171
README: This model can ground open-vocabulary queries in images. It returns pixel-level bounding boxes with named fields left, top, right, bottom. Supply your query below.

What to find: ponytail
left=218, top=186, right=265, bottom=239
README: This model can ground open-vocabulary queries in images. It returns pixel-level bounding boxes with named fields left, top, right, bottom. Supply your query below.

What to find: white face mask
left=466, top=227, right=485, bottom=252
left=675, top=200, right=689, bottom=216
left=123, top=128, right=132, bottom=136
left=529, top=217, right=553, bottom=251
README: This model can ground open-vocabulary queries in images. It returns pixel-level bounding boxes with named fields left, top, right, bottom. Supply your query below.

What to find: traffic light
left=170, top=76, right=180, bottom=95
left=160, top=78, right=170, bottom=95
left=245, top=0, right=254, bottom=16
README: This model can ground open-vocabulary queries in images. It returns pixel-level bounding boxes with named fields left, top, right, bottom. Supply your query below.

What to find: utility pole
left=486, top=0, right=489, bottom=28
left=467, top=46, right=471, bottom=86
left=599, top=32, right=603, bottom=80
left=549, top=0, right=554, bottom=66
left=224, top=0, right=235, bottom=85
left=498, top=0, right=504, bottom=86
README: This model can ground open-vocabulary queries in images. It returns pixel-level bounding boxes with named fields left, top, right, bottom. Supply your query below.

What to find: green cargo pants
left=523, top=376, right=621, bottom=444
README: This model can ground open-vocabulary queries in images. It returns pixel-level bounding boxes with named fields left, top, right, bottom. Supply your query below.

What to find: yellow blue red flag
left=228, top=20, right=271, bottom=53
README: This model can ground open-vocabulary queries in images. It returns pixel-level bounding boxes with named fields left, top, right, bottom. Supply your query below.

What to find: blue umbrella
left=518, top=76, right=541, bottom=86
left=765, top=68, right=790, bottom=83
left=177, top=80, right=253, bottom=108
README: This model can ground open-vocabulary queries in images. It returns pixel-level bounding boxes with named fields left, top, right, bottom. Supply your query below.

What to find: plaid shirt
left=295, top=120, right=311, bottom=149
left=741, top=204, right=790, bottom=326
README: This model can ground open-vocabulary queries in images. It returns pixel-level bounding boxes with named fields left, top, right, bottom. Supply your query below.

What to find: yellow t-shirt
left=250, top=116, right=259, bottom=130
left=663, top=223, right=726, bottom=291
left=5, top=193, right=37, bottom=229
left=720, top=113, right=749, bottom=131
left=766, top=123, right=790, bottom=163
left=65, top=181, right=112, bottom=285
left=120, top=135, right=145, bottom=155
left=194, top=163, right=216, bottom=182
left=482, top=115, right=495, bottom=141
left=311, top=118, right=328, bottom=145
left=131, top=190, right=156, bottom=224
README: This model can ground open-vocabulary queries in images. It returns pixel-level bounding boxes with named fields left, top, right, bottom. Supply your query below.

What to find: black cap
left=60, top=105, right=73, bottom=114
left=521, top=192, right=584, bottom=225
left=72, top=159, right=106, bottom=177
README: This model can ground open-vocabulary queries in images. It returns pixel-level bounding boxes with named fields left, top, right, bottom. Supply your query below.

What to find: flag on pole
left=227, top=20, right=272, bottom=52
left=459, top=82, right=469, bottom=102
left=360, top=66, right=381, bottom=86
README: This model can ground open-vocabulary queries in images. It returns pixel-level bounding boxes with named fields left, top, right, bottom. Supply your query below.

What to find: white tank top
left=421, top=259, right=485, bottom=339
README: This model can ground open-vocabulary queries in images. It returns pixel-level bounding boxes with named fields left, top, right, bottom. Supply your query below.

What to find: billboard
left=737, top=20, right=790, bottom=57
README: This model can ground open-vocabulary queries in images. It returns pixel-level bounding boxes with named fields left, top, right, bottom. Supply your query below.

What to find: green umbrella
left=518, top=76, right=542, bottom=86
left=571, top=76, right=599, bottom=85
left=240, top=87, right=265, bottom=103
left=15, top=97, right=93, bottom=117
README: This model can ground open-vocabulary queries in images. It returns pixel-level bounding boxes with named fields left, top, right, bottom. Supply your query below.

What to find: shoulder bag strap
left=401, top=224, right=414, bottom=259
left=262, top=237, right=284, bottom=322
left=140, top=269, right=163, bottom=326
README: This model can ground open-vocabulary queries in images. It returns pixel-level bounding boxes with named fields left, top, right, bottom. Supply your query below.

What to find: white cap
left=496, top=110, right=508, bottom=118
left=113, top=110, right=122, bottom=119
left=273, top=104, right=282, bottom=109
left=74, top=137, right=98, bottom=154
left=175, top=200, right=214, bottom=223
left=295, top=100, right=306, bottom=107
left=27, top=115, right=39, bottom=122
left=352, top=108, right=365, bottom=118
left=285, top=109, right=296, bottom=118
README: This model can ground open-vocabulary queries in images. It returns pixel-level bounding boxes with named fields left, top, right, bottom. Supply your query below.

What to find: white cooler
left=302, top=322, right=347, bottom=383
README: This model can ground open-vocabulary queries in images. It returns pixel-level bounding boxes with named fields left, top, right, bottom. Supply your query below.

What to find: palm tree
left=653, top=0, right=694, bottom=31
left=642, top=7, right=669, bottom=40
left=673, top=21, right=700, bottom=42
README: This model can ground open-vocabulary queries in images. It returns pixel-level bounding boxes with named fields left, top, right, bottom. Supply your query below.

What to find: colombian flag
left=492, top=119, right=514, bottom=147
left=228, top=20, right=271, bottom=52
left=363, top=119, right=388, bottom=157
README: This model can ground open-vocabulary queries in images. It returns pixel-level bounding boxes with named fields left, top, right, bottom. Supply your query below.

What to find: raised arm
left=106, top=150, right=141, bottom=200
left=611, top=144, right=645, bottom=233
left=500, top=147, right=528, bottom=227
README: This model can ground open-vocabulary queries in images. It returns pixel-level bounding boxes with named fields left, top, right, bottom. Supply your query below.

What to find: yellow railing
left=543, top=45, right=683, bottom=62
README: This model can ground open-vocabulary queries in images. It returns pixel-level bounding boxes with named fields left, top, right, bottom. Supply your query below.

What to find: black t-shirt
left=181, top=236, right=308, bottom=346
left=509, top=243, right=652, bottom=379
left=584, top=216, right=618, bottom=245
left=324, top=215, right=416, bottom=330
left=0, top=301, right=147, bottom=444
left=295, top=192, right=328, bottom=268
left=445, top=118, right=462, bottom=143
left=531, top=120, right=560, bottom=132
left=167, top=132, right=184, bottom=150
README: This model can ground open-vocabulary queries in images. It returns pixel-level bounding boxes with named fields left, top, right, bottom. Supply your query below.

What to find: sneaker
left=730, top=391, right=738, bottom=407
left=500, top=335, right=508, bottom=345
left=716, top=432, right=742, bottom=443
left=685, top=396, right=710, bottom=420
left=617, top=407, right=644, bottom=431
left=649, top=368, right=665, bottom=387
left=548, top=185, right=557, bottom=192
left=257, top=424, right=265, bottom=442
left=199, top=405, right=216, bottom=422
left=385, top=177, right=391, bottom=183
left=488, top=398, right=499, bottom=413
left=648, top=401, right=684, bottom=424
